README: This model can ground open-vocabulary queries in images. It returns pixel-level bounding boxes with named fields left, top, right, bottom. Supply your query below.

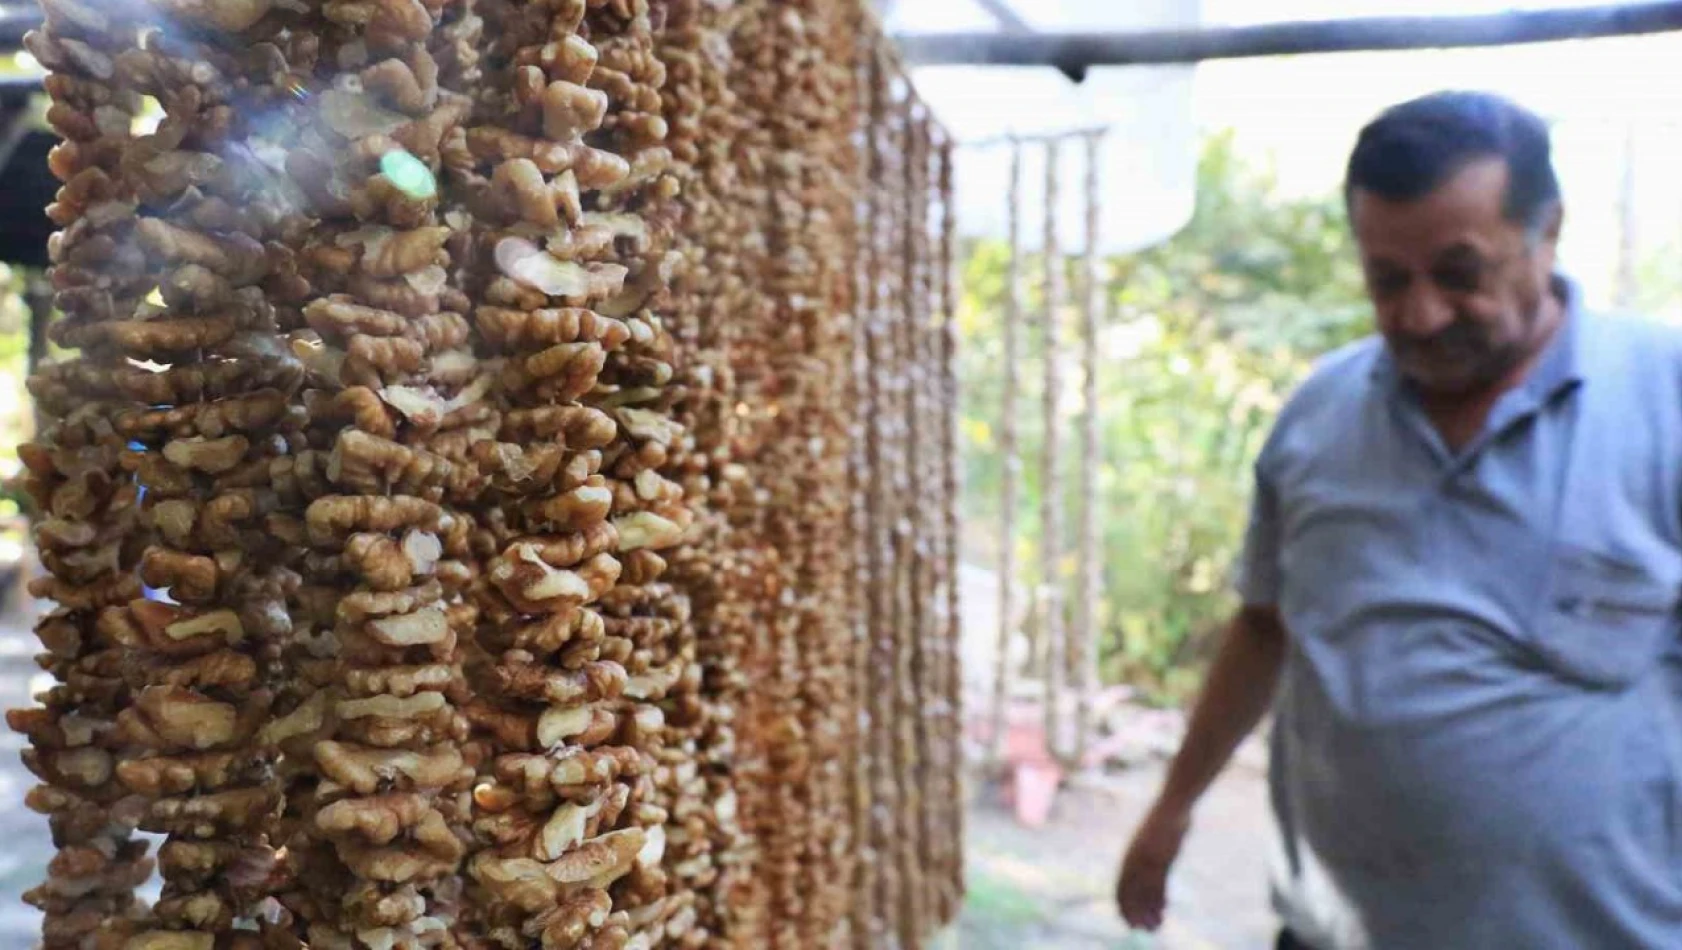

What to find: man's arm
left=1157, top=604, right=1287, bottom=813
left=1119, top=423, right=1290, bottom=931
left=1116, top=604, right=1287, bottom=931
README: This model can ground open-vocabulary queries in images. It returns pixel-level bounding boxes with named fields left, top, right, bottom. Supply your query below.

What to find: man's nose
left=1392, top=284, right=1455, bottom=338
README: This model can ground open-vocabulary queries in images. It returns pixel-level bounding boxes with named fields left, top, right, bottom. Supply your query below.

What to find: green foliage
left=959, top=131, right=1371, bottom=704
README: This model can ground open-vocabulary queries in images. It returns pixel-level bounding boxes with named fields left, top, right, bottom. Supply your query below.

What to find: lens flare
left=381, top=149, right=437, bottom=200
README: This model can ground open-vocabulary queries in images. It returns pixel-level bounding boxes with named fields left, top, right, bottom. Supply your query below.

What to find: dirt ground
left=955, top=764, right=1275, bottom=950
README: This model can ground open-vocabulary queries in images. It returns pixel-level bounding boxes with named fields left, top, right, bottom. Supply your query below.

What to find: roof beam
left=895, top=1, right=1682, bottom=70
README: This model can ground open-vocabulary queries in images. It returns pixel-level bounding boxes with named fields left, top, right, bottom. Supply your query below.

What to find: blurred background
left=897, top=2, right=1682, bottom=947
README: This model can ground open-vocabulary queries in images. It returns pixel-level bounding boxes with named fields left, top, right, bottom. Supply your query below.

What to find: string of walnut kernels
left=276, top=1, right=482, bottom=946
left=845, top=35, right=883, bottom=950
left=648, top=2, right=749, bottom=946
left=579, top=1, right=698, bottom=947
left=16, top=0, right=336, bottom=945
left=1037, top=137, right=1067, bottom=769
left=935, top=132, right=966, bottom=926
left=740, top=3, right=863, bottom=947
left=14, top=0, right=165, bottom=945
left=854, top=40, right=900, bottom=950
left=435, top=3, right=678, bottom=949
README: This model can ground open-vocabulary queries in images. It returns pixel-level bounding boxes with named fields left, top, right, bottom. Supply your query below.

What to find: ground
left=957, top=765, right=1274, bottom=950
left=0, top=618, right=55, bottom=944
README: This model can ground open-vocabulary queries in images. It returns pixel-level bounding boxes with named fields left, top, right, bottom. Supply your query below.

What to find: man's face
left=1350, top=158, right=1561, bottom=396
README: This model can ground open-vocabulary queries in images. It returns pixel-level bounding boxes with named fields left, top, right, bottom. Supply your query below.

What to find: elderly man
left=1116, top=90, right=1682, bottom=948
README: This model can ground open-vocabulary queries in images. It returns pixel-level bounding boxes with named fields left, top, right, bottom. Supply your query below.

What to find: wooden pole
left=896, top=2, right=1682, bottom=70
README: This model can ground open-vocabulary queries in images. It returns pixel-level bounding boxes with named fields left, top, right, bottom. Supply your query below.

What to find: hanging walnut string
left=776, top=4, right=864, bottom=944
left=1038, top=138, right=1069, bottom=766
left=450, top=3, right=665, bottom=949
left=281, top=1, right=482, bottom=945
left=894, top=95, right=931, bottom=950
left=1072, top=130, right=1105, bottom=768
left=919, top=115, right=952, bottom=940
left=868, top=42, right=906, bottom=950
left=32, top=0, right=340, bottom=944
left=987, top=139, right=1024, bottom=768
left=645, top=4, right=741, bottom=948
left=935, top=132, right=965, bottom=925
left=657, top=2, right=762, bottom=945
left=13, top=0, right=157, bottom=944
left=848, top=36, right=888, bottom=950
left=584, top=2, right=695, bottom=946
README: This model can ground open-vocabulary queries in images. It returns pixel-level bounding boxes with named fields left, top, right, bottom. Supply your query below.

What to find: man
left=1115, top=90, right=1682, bottom=949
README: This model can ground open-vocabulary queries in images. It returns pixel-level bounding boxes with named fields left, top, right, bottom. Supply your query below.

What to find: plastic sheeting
left=885, top=0, right=1203, bottom=255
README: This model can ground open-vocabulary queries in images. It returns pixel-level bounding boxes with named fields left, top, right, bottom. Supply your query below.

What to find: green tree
left=959, top=131, right=1370, bottom=703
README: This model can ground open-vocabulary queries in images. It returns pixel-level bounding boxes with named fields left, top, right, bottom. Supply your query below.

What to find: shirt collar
left=1369, top=273, right=1586, bottom=400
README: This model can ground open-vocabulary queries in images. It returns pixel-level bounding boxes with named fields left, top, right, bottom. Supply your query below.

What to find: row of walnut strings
left=848, top=24, right=966, bottom=950
left=13, top=0, right=964, bottom=946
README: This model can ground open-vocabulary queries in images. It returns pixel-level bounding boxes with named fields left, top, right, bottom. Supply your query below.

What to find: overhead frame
left=895, top=1, right=1682, bottom=76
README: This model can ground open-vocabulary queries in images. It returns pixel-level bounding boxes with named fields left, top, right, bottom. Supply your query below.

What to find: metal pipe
left=896, top=1, right=1682, bottom=70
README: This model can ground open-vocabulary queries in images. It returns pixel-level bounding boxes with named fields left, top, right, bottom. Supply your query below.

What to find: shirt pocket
left=1531, top=546, right=1678, bottom=689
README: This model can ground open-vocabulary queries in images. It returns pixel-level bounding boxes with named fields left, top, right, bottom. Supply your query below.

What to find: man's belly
left=1288, top=693, right=1632, bottom=866
left=1273, top=641, right=1682, bottom=945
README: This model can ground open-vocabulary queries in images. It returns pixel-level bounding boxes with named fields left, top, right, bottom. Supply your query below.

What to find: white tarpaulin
left=884, top=0, right=1203, bottom=255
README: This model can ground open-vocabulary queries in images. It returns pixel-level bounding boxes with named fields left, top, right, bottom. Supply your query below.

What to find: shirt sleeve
left=1233, top=462, right=1282, bottom=607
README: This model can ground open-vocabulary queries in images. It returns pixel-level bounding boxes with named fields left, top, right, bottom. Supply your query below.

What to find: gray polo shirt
left=1241, top=282, right=1682, bottom=948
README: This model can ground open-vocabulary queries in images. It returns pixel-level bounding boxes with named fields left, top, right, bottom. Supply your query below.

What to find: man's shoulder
left=1581, top=307, right=1682, bottom=357
left=1256, top=337, right=1383, bottom=466
left=1303, top=335, right=1385, bottom=388
left=1277, top=336, right=1384, bottom=419
left=1577, top=309, right=1682, bottom=396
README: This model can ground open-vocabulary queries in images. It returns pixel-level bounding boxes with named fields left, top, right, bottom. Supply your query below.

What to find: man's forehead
left=1350, top=158, right=1514, bottom=256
